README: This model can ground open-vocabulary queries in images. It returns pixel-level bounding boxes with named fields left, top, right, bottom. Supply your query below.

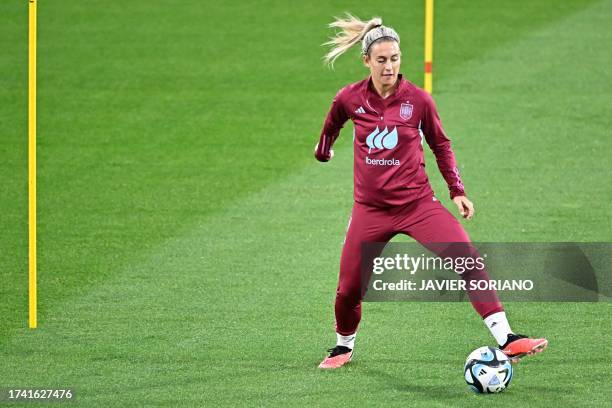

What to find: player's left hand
left=452, top=195, right=474, bottom=219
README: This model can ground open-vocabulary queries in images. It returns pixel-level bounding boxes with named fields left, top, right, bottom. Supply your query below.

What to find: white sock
left=336, top=332, right=356, bottom=350
left=484, top=312, right=513, bottom=347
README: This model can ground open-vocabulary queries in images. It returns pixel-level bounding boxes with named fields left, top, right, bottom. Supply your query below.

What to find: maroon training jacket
left=315, top=74, right=465, bottom=207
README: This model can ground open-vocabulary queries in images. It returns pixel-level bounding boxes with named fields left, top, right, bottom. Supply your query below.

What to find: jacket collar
left=363, top=73, right=406, bottom=102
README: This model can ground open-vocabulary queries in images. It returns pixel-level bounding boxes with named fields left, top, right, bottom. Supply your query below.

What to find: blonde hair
left=322, top=13, right=400, bottom=67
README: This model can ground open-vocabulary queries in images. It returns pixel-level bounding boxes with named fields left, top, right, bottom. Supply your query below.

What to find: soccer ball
left=464, top=346, right=513, bottom=393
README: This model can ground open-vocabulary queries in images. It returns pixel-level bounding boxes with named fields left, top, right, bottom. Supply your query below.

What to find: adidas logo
left=355, top=106, right=366, bottom=114
left=366, top=126, right=398, bottom=152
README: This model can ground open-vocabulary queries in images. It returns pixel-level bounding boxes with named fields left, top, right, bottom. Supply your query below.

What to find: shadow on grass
left=360, top=367, right=466, bottom=399
left=359, top=366, right=579, bottom=403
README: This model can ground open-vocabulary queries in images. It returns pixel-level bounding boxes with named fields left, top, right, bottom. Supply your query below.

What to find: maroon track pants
left=335, top=195, right=503, bottom=336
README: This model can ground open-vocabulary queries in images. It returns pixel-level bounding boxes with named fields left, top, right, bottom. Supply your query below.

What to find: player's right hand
left=314, top=143, right=334, bottom=162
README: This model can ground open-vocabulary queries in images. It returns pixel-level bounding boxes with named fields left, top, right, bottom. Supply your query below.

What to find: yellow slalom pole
left=28, top=0, right=38, bottom=329
left=424, top=0, right=434, bottom=94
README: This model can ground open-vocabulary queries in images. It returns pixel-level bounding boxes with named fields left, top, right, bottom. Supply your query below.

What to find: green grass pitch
left=1, top=0, right=611, bottom=406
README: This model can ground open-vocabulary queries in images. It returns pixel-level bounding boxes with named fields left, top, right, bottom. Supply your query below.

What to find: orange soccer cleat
left=318, top=346, right=353, bottom=369
left=502, top=333, right=548, bottom=363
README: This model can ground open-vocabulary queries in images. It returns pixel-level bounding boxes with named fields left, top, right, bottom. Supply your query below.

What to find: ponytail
left=322, top=13, right=400, bottom=68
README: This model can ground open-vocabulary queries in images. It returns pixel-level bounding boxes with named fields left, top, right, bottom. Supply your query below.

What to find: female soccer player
left=315, top=15, right=547, bottom=369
